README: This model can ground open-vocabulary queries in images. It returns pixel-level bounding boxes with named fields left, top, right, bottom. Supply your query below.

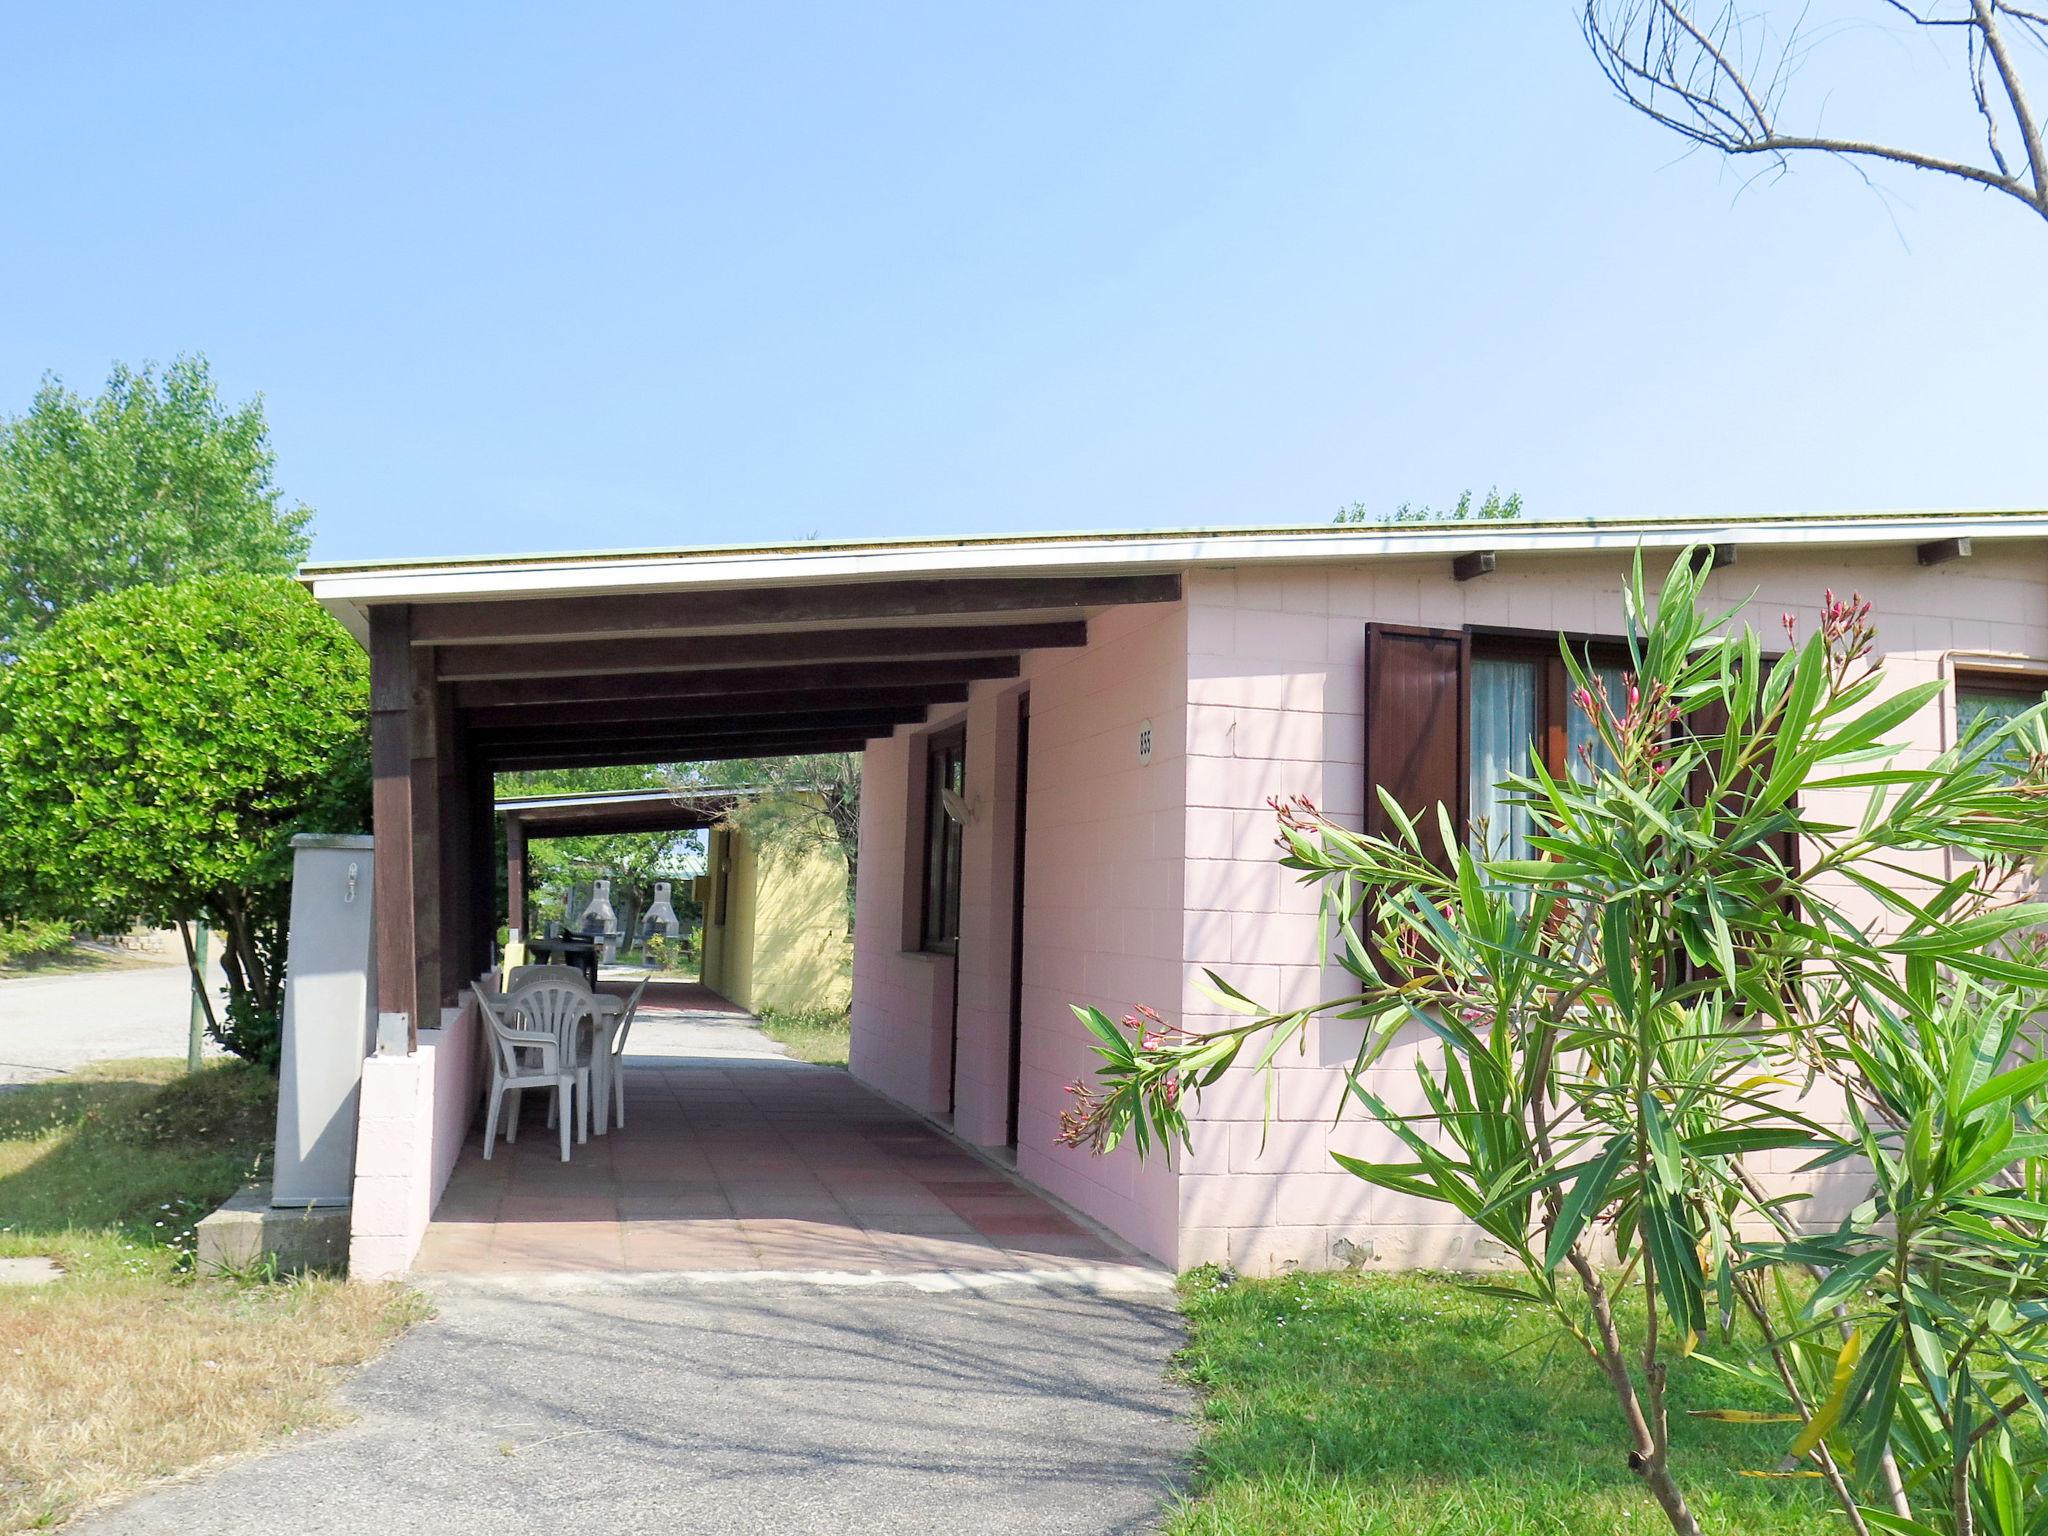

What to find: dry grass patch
left=0, top=1274, right=424, bottom=1530
left=0, top=1060, right=426, bottom=1531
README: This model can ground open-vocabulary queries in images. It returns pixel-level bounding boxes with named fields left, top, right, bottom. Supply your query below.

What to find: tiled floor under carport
left=412, top=992, right=1150, bottom=1280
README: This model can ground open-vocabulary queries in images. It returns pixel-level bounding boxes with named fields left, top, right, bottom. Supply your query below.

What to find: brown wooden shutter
left=1685, top=695, right=1800, bottom=877
left=1364, top=624, right=1469, bottom=870
left=1681, top=690, right=1799, bottom=987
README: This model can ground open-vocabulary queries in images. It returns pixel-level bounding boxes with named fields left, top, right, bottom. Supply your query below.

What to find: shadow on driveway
left=78, top=1276, right=1192, bottom=1536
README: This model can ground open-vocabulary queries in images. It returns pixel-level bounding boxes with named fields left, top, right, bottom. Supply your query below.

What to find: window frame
left=1955, top=666, right=2048, bottom=716
left=919, top=724, right=968, bottom=955
left=1466, top=628, right=1636, bottom=791
left=1954, top=666, right=2048, bottom=776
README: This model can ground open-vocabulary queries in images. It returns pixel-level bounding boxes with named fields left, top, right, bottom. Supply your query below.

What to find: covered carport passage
left=495, top=784, right=735, bottom=969
left=305, top=546, right=1182, bottom=1277
left=339, top=564, right=1180, bottom=1051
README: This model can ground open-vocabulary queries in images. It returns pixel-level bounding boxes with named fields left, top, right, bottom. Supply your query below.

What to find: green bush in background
left=0, top=575, right=368, bottom=1067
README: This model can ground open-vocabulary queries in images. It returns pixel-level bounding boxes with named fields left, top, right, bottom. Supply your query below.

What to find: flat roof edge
left=303, top=509, right=2048, bottom=609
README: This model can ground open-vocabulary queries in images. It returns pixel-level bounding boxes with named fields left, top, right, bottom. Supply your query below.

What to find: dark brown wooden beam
left=489, top=735, right=875, bottom=773
left=470, top=706, right=922, bottom=749
left=459, top=686, right=960, bottom=731
left=1688, top=543, right=1737, bottom=573
left=413, top=649, right=451, bottom=1018
left=1917, top=536, right=1972, bottom=567
left=411, top=573, right=1181, bottom=646
left=505, top=815, right=527, bottom=939
left=454, top=656, right=1019, bottom=710
left=480, top=717, right=894, bottom=751
left=1452, top=550, right=1495, bottom=582
left=434, top=620, right=1087, bottom=683
left=368, top=606, right=419, bottom=1050
left=516, top=809, right=727, bottom=838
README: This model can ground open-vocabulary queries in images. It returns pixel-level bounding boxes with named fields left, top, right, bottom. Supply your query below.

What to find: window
left=1366, top=621, right=1797, bottom=887
left=1956, top=670, right=2046, bottom=778
left=1467, top=637, right=1631, bottom=861
left=921, top=727, right=967, bottom=952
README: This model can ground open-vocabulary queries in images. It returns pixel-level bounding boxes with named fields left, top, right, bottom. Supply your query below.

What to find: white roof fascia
left=305, top=512, right=2048, bottom=644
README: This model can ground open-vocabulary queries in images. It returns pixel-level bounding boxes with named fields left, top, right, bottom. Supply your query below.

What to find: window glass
left=1958, top=681, right=2044, bottom=778
left=922, top=734, right=966, bottom=950
left=1470, top=655, right=1538, bottom=860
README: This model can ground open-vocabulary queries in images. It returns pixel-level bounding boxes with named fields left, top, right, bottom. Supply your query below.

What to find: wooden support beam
left=1917, top=536, right=1973, bottom=567
left=514, top=808, right=728, bottom=838
left=454, top=656, right=1019, bottom=710
left=410, top=574, right=1182, bottom=646
left=411, top=645, right=448, bottom=1022
left=465, top=747, right=496, bottom=982
left=434, top=620, right=1088, bottom=683
left=458, top=684, right=965, bottom=730
left=436, top=696, right=467, bottom=1009
left=368, top=606, right=419, bottom=1049
left=1688, top=543, right=1737, bottom=572
left=504, top=815, right=527, bottom=940
left=1452, top=550, right=1496, bottom=582
left=488, top=735, right=875, bottom=773
left=474, top=711, right=915, bottom=756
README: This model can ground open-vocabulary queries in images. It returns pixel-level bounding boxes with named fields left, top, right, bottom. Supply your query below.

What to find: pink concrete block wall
left=850, top=731, right=955, bottom=1113
left=1008, top=602, right=1187, bottom=1263
left=850, top=600, right=1189, bottom=1264
left=847, top=544, right=2048, bottom=1276
left=1177, top=545, right=2048, bottom=1274
left=348, top=990, right=484, bottom=1280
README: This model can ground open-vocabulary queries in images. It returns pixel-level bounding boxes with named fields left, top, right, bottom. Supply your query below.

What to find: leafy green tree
left=0, top=356, right=312, bottom=661
left=676, top=753, right=860, bottom=923
left=1335, top=487, right=1523, bottom=525
left=1065, top=552, right=2048, bottom=1536
left=0, top=576, right=368, bottom=1066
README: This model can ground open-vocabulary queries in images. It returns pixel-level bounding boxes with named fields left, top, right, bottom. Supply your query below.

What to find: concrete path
left=78, top=1277, right=1191, bottom=1536
left=0, top=956, right=227, bottom=1084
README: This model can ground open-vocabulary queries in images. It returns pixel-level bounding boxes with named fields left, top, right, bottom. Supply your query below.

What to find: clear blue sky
left=3, top=4, right=2040, bottom=563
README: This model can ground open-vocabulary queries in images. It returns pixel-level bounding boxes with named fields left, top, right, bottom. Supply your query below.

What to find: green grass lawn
left=0, top=1060, right=424, bottom=1531
left=755, top=1004, right=851, bottom=1067
left=1168, top=1268, right=1830, bottom=1536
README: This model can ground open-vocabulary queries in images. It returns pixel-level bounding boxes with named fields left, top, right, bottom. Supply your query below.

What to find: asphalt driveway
left=78, top=1275, right=1191, bottom=1536
left=0, top=956, right=226, bottom=1084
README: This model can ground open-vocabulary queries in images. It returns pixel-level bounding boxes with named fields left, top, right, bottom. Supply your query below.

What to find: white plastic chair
left=598, top=975, right=652, bottom=1133
left=475, top=989, right=575, bottom=1162
left=507, top=979, right=598, bottom=1146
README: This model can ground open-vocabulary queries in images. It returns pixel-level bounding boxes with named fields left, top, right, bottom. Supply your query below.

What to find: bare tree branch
left=1583, top=0, right=2048, bottom=224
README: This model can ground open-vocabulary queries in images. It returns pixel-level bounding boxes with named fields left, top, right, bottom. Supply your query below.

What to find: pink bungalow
left=300, top=509, right=2048, bottom=1278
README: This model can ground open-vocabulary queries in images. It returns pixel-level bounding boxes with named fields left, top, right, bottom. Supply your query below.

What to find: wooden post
left=409, top=642, right=446, bottom=1033
left=468, top=757, right=496, bottom=979
left=435, top=678, right=467, bottom=1009
left=505, top=815, right=527, bottom=944
left=369, top=607, right=420, bottom=1050
left=1452, top=550, right=1496, bottom=582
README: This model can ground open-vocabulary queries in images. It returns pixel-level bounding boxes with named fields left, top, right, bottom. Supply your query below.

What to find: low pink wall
left=347, top=988, right=484, bottom=1280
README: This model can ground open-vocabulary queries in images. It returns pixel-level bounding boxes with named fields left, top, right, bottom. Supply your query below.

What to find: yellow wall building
left=696, top=813, right=852, bottom=1017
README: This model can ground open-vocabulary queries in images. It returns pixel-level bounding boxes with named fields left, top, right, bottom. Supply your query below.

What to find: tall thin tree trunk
left=1566, top=1251, right=1705, bottom=1536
